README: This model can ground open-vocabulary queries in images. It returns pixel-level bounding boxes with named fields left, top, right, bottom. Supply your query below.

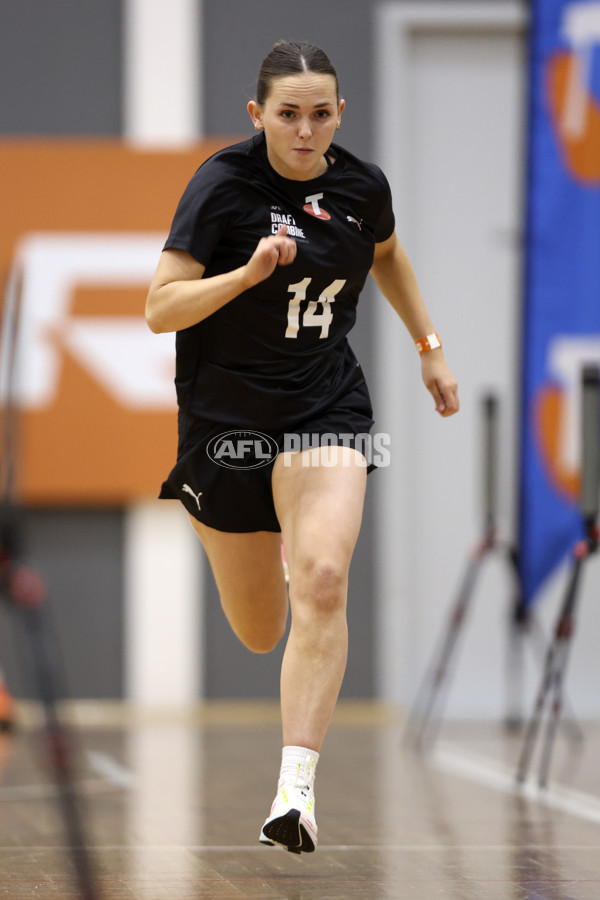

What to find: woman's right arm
left=145, top=225, right=296, bottom=333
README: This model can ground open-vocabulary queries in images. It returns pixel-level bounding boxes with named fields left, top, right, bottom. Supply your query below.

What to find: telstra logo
left=546, top=2, right=600, bottom=184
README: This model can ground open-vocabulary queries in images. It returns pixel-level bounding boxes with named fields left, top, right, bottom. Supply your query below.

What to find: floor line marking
left=0, top=779, right=122, bottom=802
left=86, top=750, right=135, bottom=789
left=0, top=751, right=135, bottom=801
left=432, top=741, right=600, bottom=825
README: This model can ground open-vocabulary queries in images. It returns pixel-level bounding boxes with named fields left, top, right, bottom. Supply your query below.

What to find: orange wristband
left=415, top=332, right=441, bottom=354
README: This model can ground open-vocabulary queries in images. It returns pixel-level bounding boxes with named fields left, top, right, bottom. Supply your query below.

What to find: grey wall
left=0, top=0, right=123, bottom=134
left=0, top=510, right=124, bottom=699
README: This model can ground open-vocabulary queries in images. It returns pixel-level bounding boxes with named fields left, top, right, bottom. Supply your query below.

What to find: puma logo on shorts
left=182, top=483, right=203, bottom=511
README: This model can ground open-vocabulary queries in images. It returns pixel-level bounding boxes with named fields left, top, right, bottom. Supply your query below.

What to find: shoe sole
left=260, top=808, right=316, bottom=853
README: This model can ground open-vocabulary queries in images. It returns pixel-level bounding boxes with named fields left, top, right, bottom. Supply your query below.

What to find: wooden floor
left=1, top=703, right=600, bottom=898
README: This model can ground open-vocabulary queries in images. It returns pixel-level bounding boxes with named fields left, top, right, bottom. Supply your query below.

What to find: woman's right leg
left=188, top=517, right=289, bottom=654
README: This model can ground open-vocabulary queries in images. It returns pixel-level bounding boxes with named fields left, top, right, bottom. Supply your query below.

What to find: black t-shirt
left=164, top=133, right=395, bottom=430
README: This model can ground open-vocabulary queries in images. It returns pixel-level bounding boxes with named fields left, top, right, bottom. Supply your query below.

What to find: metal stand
left=404, top=394, right=524, bottom=748
left=1, top=268, right=101, bottom=899
left=516, top=364, right=600, bottom=788
left=404, top=394, right=583, bottom=749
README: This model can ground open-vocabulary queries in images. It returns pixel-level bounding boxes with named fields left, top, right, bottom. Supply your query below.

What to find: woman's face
left=248, top=72, right=344, bottom=181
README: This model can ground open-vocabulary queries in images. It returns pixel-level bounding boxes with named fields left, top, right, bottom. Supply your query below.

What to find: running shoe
left=259, top=779, right=317, bottom=853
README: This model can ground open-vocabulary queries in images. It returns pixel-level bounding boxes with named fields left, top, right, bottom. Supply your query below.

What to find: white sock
left=279, top=745, right=319, bottom=790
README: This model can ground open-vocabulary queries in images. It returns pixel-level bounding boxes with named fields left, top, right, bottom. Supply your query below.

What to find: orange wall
left=0, top=139, right=233, bottom=505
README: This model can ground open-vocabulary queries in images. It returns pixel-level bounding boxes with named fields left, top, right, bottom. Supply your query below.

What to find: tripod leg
left=516, top=550, right=584, bottom=785
left=537, top=555, right=585, bottom=789
left=503, top=545, right=529, bottom=731
left=537, top=641, right=571, bottom=790
left=528, top=613, right=584, bottom=743
left=505, top=606, right=528, bottom=732
left=404, top=546, right=486, bottom=749
left=18, top=604, right=101, bottom=899
left=18, top=602, right=101, bottom=899
left=515, top=634, right=559, bottom=784
left=1, top=260, right=101, bottom=897
left=532, top=366, right=600, bottom=785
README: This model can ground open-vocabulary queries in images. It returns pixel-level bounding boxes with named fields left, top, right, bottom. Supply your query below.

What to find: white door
left=374, top=4, right=527, bottom=716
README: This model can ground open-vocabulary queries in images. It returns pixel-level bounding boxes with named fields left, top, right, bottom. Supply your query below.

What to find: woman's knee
left=239, top=623, right=286, bottom=654
left=290, top=554, right=348, bottom=617
left=221, top=588, right=288, bottom=654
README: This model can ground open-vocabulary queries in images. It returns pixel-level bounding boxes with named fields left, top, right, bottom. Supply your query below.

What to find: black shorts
left=159, top=404, right=376, bottom=533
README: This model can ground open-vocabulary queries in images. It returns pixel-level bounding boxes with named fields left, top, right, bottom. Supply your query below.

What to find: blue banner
left=520, top=0, right=600, bottom=604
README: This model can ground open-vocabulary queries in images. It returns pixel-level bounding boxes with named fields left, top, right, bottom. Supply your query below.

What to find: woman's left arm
left=370, top=231, right=459, bottom=418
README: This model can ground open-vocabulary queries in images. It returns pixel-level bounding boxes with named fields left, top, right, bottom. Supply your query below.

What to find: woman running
left=146, top=39, right=459, bottom=854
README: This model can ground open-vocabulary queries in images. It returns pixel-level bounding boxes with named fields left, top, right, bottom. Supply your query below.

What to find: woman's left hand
left=421, top=351, right=459, bottom=417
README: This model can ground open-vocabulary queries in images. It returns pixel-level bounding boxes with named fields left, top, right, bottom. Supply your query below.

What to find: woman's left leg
left=272, top=444, right=367, bottom=752
left=259, top=444, right=367, bottom=853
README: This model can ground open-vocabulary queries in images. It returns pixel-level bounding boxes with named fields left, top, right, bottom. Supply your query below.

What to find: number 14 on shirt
left=285, top=277, right=347, bottom=340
